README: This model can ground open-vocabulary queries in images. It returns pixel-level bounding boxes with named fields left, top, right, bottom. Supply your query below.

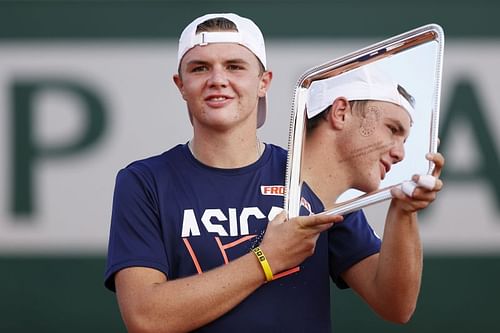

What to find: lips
left=205, top=94, right=233, bottom=106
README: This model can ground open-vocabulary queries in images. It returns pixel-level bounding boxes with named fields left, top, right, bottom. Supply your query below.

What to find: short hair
left=196, top=17, right=238, bottom=33
left=189, top=17, right=266, bottom=74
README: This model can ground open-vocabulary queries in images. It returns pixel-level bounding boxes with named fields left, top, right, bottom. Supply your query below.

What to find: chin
left=357, top=182, right=379, bottom=194
left=365, top=185, right=379, bottom=193
left=356, top=170, right=382, bottom=193
left=366, top=173, right=382, bottom=192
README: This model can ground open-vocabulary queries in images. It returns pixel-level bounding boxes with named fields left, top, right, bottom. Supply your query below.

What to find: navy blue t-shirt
left=105, top=143, right=381, bottom=332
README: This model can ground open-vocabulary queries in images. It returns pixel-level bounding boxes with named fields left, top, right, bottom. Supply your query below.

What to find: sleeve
left=328, top=210, right=381, bottom=289
left=104, top=166, right=170, bottom=292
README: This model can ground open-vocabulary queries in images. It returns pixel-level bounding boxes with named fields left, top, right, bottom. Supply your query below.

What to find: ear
left=173, top=74, right=187, bottom=101
left=257, top=71, right=273, bottom=97
left=327, top=97, right=350, bottom=129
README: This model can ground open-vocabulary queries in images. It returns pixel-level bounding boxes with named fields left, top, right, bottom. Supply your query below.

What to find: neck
left=189, top=127, right=264, bottom=168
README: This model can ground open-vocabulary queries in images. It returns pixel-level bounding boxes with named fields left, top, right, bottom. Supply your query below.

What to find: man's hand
left=258, top=211, right=343, bottom=275
left=390, top=152, right=445, bottom=213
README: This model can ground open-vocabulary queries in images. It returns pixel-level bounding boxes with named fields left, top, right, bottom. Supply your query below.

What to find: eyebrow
left=230, top=58, right=249, bottom=62
left=185, top=58, right=250, bottom=67
left=184, top=59, right=209, bottom=67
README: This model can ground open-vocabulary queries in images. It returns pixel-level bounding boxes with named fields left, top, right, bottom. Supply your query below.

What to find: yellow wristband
left=252, top=247, right=273, bottom=282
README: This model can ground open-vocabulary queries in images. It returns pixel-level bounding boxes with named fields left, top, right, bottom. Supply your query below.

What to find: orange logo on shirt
left=260, top=185, right=285, bottom=196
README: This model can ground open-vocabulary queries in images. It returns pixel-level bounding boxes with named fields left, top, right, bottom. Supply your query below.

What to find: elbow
left=380, top=302, right=416, bottom=324
left=376, top=282, right=420, bottom=324
left=121, top=308, right=178, bottom=333
left=125, top=317, right=178, bottom=333
left=370, top=291, right=418, bottom=324
left=123, top=315, right=159, bottom=333
left=388, top=311, right=415, bottom=325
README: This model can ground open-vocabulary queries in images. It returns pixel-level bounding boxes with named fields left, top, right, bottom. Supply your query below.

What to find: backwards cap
left=178, top=13, right=268, bottom=128
left=306, top=65, right=415, bottom=122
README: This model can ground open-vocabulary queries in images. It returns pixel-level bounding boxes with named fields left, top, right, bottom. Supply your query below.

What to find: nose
left=207, top=66, right=228, bottom=87
left=390, top=141, right=405, bottom=164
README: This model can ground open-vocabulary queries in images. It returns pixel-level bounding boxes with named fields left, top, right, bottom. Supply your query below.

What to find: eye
left=190, top=65, right=208, bottom=73
left=387, top=125, right=398, bottom=134
left=227, top=64, right=245, bottom=71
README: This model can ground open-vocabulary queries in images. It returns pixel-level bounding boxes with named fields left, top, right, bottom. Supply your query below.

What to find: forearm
left=374, top=202, right=422, bottom=322
left=115, top=212, right=341, bottom=332
left=346, top=154, right=443, bottom=323
left=117, top=252, right=266, bottom=333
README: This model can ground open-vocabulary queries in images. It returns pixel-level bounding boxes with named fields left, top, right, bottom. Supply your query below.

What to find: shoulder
left=114, top=144, right=188, bottom=188
left=128, top=144, right=185, bottom=167
left=264, top=143, right=288, bottom=166
left=267, top=143, right=287, bottom=157
left=342, top=209, right=370, bottom=226
left=123, top=144, right=186, bottom=174
left=253, top=143, right=287, bottom=183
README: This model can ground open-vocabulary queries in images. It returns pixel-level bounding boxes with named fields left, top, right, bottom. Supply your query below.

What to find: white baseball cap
left=306, top=65, right=415, bottom=122
left=177, top=13, right=268, bottom=128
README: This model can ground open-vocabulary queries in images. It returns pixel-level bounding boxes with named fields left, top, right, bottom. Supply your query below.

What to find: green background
left=1, top=1, right=499, bottom=332
left=1, top=0, right=499, bottom=38
left=1, top=256, right=498, bottom=332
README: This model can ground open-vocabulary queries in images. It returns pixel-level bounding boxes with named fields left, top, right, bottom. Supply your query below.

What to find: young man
left=105, top=13, right=444, bottom=332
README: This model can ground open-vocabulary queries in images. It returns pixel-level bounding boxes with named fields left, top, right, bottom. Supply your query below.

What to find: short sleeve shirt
left=105, top=143, right=381, bottom=332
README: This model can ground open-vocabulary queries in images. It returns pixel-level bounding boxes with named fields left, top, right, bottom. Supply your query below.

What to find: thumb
left=268, top=210, right=288, bottom=226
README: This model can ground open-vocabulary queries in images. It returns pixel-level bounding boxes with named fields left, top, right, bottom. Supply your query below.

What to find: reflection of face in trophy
left=303, top=65, right=416, bottom=208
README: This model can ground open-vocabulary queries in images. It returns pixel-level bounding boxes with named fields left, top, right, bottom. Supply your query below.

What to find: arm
left=115, top=212, right=343, bottom=333
left=342, top=152, right=444, bottom=323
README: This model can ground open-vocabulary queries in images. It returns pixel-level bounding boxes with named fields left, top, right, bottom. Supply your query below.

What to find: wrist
left=252, top=247, right=274, bottom=282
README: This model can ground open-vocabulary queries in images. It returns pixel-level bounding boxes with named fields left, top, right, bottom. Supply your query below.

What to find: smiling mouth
left=207, top=96, right=228, bottom=101
left=205, top=95, right=234, bottom=107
